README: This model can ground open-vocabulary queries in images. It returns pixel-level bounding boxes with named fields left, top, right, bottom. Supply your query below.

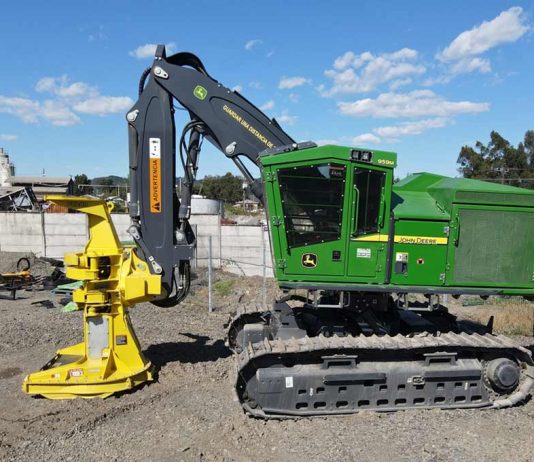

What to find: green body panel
left=261, top=144, right=534, bottom=296
left=389, top=220, right=449, bottom=286
left=446, top=205, right=534, bottom=288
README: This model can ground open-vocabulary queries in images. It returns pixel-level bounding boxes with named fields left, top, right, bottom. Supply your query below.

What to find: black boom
left=126, top=45, right=294, bottom=305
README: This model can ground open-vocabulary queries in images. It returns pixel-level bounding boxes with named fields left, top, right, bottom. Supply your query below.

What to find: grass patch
left=225, top=204, right=256, bottom=216
left=459, top=301, right=534, bottom=336
left=490, top=303, right=534, bottom=336
left=213, top=279, right=235, bottom=297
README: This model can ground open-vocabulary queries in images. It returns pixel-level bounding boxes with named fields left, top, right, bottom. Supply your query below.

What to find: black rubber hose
left=138, top=67, right=152, bottom=97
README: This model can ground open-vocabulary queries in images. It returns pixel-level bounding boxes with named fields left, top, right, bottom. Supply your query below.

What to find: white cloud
left=334, top=51, right=371, bottom=70
left=0, top=96, right=41, bottom=123
left=389, top=78, right=412, bottom=90
left=438, top=7, right=529, bottom=62
left=73, top=96, right=134, bottom=116
left=276, top=110, right=298, bottom=125
left=36, top=75, right=98, bottom=99
left=374, top=118, right=449, bottom=140
left=0, top=75, right=133, bottom=126
left=0, top=134, right=18, bottom=141
left=288, top=93, right=299, bottom=103
left=321, top=48, right=425, bottom=96
left=0, top=96, right=80, bottom=126
left=232, top=84, right=243, bottom=93
left=450, top=57, right=491, bottom=75
left=88, top=25, right=107, bottom=42
left=349, top=118, right=450, bottom=145
left=278, top=76, right=311, bottom=90
left=337, top=90, right=489, bottom=118
left=427, top=7, right=529, bottom=83
left=426, top=57, right=492, bottom=84
left=260, top=100, right=275, bottom=111
left=249, top=81, right=263, bottom=90
left=245, top=39, right=263, bottom=51
left=352, top=133, right=381, bottom=145
left=40, top=100, right=81, bottom=126
left=129, top=42, right=177, bottom=59
left=315, top=139, right=340, bottom=146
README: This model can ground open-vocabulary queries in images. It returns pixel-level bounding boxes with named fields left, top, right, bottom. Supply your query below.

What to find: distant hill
left=91, top=175, right=128, bottom=185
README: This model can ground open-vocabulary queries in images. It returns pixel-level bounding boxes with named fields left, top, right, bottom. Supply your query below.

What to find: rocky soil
left=0, top=270, right=533, bottom=461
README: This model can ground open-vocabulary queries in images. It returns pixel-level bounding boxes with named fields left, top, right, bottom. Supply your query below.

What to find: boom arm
left=126, top=45, right=296, bottom=305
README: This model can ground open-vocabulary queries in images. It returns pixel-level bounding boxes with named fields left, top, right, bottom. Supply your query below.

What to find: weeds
left=457, top=299, right=534, bottom=336
left=213, top=279, right=235, bottom=297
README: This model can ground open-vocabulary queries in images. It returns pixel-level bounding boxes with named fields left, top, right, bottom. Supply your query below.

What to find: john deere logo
left=193, top=85, right=207, bottom=100
left=302, top=253, right=317, bottom=268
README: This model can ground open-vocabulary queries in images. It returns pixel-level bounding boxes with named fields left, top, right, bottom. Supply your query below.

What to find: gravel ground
left=1, top=271, right=533, bottom=462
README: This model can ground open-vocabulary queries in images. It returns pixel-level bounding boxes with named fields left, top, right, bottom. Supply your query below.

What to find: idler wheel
left=486, top=358, right=520, bottom=393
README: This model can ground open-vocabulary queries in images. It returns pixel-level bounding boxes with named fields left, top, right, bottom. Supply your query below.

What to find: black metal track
left=234, top=332, right=534, bottom=418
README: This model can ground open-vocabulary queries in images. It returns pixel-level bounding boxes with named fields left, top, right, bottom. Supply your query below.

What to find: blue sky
left=0, top=0, right=532, bottom=179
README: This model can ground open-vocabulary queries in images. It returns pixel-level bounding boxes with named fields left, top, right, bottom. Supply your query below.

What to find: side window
left=354, top=169, right=385, bottom=236
left=278, top=163, right=346, bottom=248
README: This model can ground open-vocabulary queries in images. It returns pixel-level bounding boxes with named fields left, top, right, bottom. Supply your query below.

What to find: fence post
left=208, top=234, right=213, bottom=313
left=40, top=209, right=47, bottom=256
left=192, top=224, right=198, bottom=269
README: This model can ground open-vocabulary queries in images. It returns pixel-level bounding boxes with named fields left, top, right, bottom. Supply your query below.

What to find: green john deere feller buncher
left=23, top=46, right=533, bottom=417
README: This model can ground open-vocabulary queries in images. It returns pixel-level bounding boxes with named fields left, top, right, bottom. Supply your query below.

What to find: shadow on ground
left=144, top=333, right=231, bottom=368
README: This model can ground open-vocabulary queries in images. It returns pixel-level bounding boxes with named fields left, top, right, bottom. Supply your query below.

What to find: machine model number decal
left=357, top=248, right=371, bottom=259
left=302, top=253, right=317, bottom=268
left=149, top=138, right=162, bottom=213
left=377, top=158, right=395, bottom=166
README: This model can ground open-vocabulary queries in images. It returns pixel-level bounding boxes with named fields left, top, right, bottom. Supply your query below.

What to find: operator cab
left=261, top=144, right=396, bottom=285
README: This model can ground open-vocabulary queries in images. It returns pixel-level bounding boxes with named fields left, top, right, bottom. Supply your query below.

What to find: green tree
left=200, top=172, right=243, bottom=203
left=457, top=130, right=534, bottom=188
left=99, top=177, right=115, bottom=197
left=74, top=174, right=92, bottom=195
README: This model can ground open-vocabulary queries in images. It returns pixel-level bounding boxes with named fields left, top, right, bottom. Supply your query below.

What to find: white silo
left=0, top=148, right=14, bottom=187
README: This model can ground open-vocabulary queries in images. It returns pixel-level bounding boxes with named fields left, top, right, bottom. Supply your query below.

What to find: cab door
left=346, top=166, right=389, bottom=281
left=272, top=162, right=349, bottom=279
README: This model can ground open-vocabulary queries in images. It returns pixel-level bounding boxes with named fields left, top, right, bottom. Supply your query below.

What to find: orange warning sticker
left=149, top=137, right=162, bottom=213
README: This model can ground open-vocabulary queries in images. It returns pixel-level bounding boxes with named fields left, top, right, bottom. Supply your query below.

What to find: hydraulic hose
left=138, top=67, right=152, bottom=97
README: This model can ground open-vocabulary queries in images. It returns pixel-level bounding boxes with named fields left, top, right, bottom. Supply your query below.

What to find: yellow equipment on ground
left=22, top=196, right=161, bottom=398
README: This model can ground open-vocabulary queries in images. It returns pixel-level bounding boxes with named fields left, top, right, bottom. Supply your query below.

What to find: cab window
left=354, top=169, right=385, bottom=235
left=278, top=163, right=346, bottom=248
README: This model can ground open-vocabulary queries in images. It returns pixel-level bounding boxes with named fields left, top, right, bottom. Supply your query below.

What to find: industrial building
left=0, top=148, right=74, bottom=210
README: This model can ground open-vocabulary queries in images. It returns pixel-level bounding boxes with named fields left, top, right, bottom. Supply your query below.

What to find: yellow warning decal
left=353, top=234, right=389, bottom=242
left=352, top=234, right=448, bottom=245
left=149, top=137, right=162, bottom=213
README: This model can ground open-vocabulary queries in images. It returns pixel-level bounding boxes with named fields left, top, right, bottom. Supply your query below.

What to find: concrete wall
left=0, top=212, right=273, bottom=277
left=0, top=213, right=45, bottom=253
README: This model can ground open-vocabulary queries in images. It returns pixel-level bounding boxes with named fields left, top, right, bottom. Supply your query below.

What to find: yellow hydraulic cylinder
left=22, top=196, right=161, bottom=399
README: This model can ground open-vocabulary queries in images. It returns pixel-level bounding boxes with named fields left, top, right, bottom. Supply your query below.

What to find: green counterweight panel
left=450, top=206, right=534, bottom=287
